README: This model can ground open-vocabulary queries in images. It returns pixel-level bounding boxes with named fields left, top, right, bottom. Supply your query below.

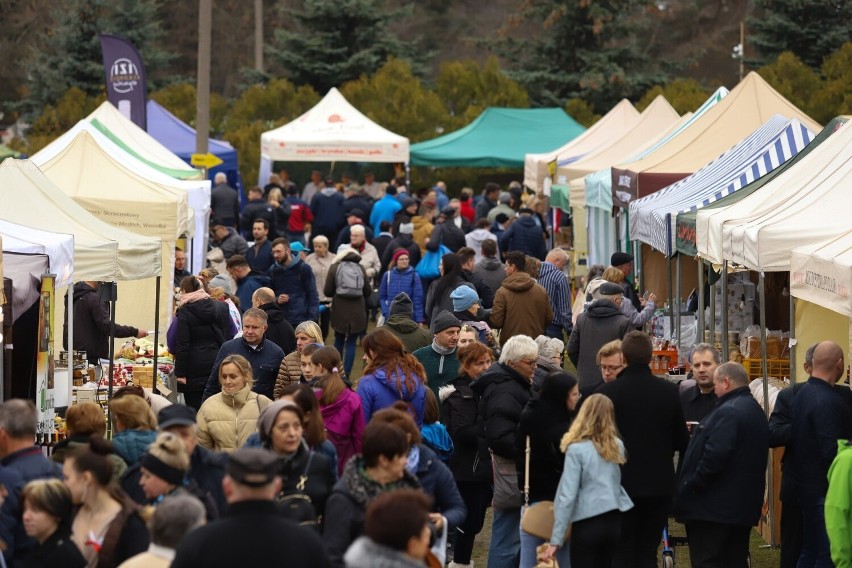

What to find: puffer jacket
left=344, top=537, right=435, bottom=568
left=319, top=388, right=365, bottom=475
left=268, top=254, right=319, bottom=326
left=411, top=215, right=434, bottom=254
left=471, top=362, right=532, bottom=459
left=489, top=272, right=553, bottom=347
left=173, top=298, right=231, bottom=393
left=357, top=367, right=427, bottom=426
left=413, top=444, right=467, bottom=529
left=305, top=252, right=336, bottom=302
left=500, top=215, right=546, bottom=260
left=323, top=456, right=421, bottom=568
left=111, top=429, right=157, bottom=466
left=440, top=374, right=492, bottom=483
left=378, top=316, right=432, bottom=354
left=427, top=220, right=466, bottom=253
left=567, top=299, right=631, bottom=390
left=197, top=385, right=272, bottom=452
left=275, top=350, right=302, bottom=398
left=378, top=267, right=424, bottom=322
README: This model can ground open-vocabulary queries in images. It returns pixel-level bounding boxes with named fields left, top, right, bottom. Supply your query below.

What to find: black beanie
left=390, top=292, right=414, bottom=317
left=431, top=310, right=462, bottom=334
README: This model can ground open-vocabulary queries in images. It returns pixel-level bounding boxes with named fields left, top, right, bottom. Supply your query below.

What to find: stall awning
left=0, top=220, right=74, bottom=287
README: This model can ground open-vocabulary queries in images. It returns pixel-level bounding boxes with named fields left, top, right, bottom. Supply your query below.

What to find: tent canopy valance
left=0, top=220, right=74, bottom=287
left=261, top=87, right=409, bottom=163
left=791, top=231, right=852, bottom=318
left=410, top=107, right=585, bottom=168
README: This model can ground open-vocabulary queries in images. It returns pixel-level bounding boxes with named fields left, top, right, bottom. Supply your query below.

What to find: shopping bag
left=416, top=244, right=451, bottom=280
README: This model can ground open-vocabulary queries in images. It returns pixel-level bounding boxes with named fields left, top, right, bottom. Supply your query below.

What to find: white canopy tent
left=791, top=231, right=852, bottom=319
left=258, top=87, right=410, bottom=185
left=0, top=221, right=74, bottom=288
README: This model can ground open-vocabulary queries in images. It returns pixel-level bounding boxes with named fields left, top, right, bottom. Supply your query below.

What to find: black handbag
left=277, top=452, right=320, bottom=528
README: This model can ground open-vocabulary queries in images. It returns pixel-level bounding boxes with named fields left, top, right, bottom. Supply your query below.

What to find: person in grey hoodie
left=473, top=238, right=506, bottom=296
left=465, top=218, right=499, bottom=263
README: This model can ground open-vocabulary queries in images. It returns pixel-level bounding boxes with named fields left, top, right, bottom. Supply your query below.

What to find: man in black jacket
left=251, top=287, right=296, bottom=355
left=63, top=281, right=147, bottom=365
left=456, top=247, right=494, bottom=309
left=598, top=331, right=689, bottom=568
left=240, top=186, right=281, bottom=239
left=171, top=448, right=330, bottom=568
left=201, top=308, right=285, bottom=401
left=427, top=207, right=466, bottom=253
left=673, top=362, right=769, bottom=566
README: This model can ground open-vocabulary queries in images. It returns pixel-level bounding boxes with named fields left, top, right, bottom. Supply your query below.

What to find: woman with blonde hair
left=110, top=396, right=158, bottom=466
left=275, top=321, right=324, bottom=397
left=196, top=354, right=272, bottom=451
left=540, top=394, right=633, bottom=567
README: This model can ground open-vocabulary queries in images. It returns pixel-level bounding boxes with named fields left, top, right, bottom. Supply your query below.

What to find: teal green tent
left=410, top=108, right=585, bottom=168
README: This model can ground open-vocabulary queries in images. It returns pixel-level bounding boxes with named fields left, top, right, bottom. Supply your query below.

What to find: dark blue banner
left=99, top=34, right=148, bottom=130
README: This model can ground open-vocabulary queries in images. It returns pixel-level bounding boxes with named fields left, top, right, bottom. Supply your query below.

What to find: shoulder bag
left=277, top=451, right=320, bottom=528
left=520, top=435, right=571, bottom=541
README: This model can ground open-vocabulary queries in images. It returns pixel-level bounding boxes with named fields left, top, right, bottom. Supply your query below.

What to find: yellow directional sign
left=190, top=153, right=224, bottom=168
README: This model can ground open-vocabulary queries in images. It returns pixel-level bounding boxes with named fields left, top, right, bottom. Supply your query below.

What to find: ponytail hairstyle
left=312, top=346, right=346, bottom=405
left=179, top=275, right=203, bottom=294
left=69, top=435, right=116, bottom=487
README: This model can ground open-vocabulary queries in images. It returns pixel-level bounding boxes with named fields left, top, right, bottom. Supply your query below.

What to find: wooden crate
left=744, top=358, right=790, bottom=381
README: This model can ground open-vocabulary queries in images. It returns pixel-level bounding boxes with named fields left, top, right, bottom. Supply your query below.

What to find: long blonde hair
left=560, top=394, right=625, bottom=464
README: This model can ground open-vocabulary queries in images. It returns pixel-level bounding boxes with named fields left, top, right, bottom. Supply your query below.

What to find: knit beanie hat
left=390, top=293, right=414, bottom=317
left=392, top=249, right=410, bottom=265
left=431, top=310, right=462, bottom=334
left=399, top=223, right=414, bottom=235
left=450, top=285, right=480, bottom=312
left=257, top=399, right=302, bottom=446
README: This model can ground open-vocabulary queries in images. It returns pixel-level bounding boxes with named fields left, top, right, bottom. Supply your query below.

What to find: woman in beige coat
left=196, top=354, right=271, bottom=452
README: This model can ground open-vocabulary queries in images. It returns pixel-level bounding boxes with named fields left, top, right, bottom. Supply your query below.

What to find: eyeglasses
left=599, top=365, right=623, bottom=373
left=521, top=359, right=538, bottom=368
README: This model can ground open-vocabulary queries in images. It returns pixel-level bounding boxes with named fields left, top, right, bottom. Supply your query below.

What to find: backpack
left=335, top=261, right=364, bottom=298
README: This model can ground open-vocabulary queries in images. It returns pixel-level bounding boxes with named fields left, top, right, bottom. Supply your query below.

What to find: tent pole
left=328, top=161, right=336, bottom=179
left=789, top=293, right=796, bottom=381
left=153, top=277, right=160, bottom=393
left=759, top=271, right=777, bottom=547
left=676, top=254, right=682, bottom=352
left=405, top=162, right=411, bottom=190
left=67, top=286, right=74, bottom=409
left=668, top=255, right=674, bottom=342
left=709, top=278, right=716, bottom=348
left=698, top=259, right=705, bottom=343
left=636, top=241, right=643, bottom=295
left=721, top=261, right=729, bottom=361
left=615, top=209, right=622, bottom=253
left=102, top=282, right=117, bottom=437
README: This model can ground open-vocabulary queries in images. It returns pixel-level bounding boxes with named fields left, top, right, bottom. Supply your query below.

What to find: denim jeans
left=488, top=507, right=521, bottom=568
left=334, top=332, right=358, bottom=377
left=798, top=496, right=832, bottom=567
left=519, top=516, right=570, bottom=568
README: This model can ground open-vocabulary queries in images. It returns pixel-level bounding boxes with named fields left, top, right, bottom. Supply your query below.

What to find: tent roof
left=696, top=118, right=852, bottom=270
left=0, top=220, right=74, bottom=288
left=31, top=125, right=191, bottom=240
left=146, top=100, right=239, bottom=173
left=629, top=116, right=814, bottom=256
left=86, top=102, right=202, bottom=180
left=0, top=159, right=162, bottom=281
left=613, top=73, right=822, bottom=204
left=0, top=143, right=20, bottom=161
left=260, top=87, right=409, bottom=163
left=677, top=116, right=849, bottom=257
left=410, top=107, right=585, bottom=168
left=791, top=230, right=852, bottom=318
left=523, top=99, right=639, bottom=190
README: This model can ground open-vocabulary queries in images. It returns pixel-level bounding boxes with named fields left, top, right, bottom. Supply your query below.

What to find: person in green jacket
left=413, top=310, right=461, bottom=399
left=378, top=293, right=432, bottom=354
left=826, top=439, right=852, bottom=567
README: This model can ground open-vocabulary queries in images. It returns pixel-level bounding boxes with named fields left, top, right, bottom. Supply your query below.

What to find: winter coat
left=370, top=195, right=402, bottom=235
left=489, top=272, right=553, bottom=347
left=471, top=362, right=532, bottom=459
left=379, top=267, right=424, bottom=322
left=380, top=234, right=421, bottom=273
left=285, top=196, right=313, bottom=232
left=305, top=252, right=336, bottom=302
left=22, top=527, right=85, bottom=568
left=473, top=257, right=507, bottom=297
left=597, top=363, right=689, bottom=499
left=210, top=182, right=239, bottom=224
left=466, top=229, right=499, bottom=264
left=215, top=227, right=249, bottom=260
left=411, top=216, right=434, bottom=254
left=342, top=194, right=374, bottom=221
left=311, top=188, right=346, bottom=239
left=413, top=444, right=467, bottom=529
left=500, top=215, right=546, bottom=260
left=257, top=302, right=297, bottom=355
left=247, top=240, right=274, bottom=274
left=427, top=220, right=466, bottom=253
left=63, top=282, right=139, bottom=365
left=462, top=268, right=495, bottom=309
left=673, top=386, right=768, bottom=527
left=112, top=429, right=157, bottom=466
left=517, top=389, right=574, bottom=503
left=620, top=296, right=656, bottom=327
left=197, top=384, right=272, bottom=452
left=268, top=255, right=319, bottom=326
left=338, top=242, right=381, bottom=280
left=323, top=456, right=421, bottom=568
left=202, top=337, right=284, bottom=401
left=475, top=195, right=496, bottom=222
left=269, top=440, right=335, bottom=524
left=440, top=375, right=492, bottom=483
left=413, top=344, right=460, bottom=400
left=421, top=423, right=453, bottom=462
left=459, top=199, right=475, bottom=224
left=173, top=298, right=231, bottom=393
left=171, top=500, right=329, bottom=568
left=344, top=537, right=436, bottom=568
left=424, top=276, right=470, bottom=325
left=240, top=198, right=279, bottom=236
left=379, top=316, right=432, bottom=354
left=567, top=299, right=631, bottom=391
left=275, top=350, right=302, bottom=398
left=234, top=270, right=270, bottom=312
left=324, top=252, right=372, bottom=335
left=319, top=388, right=365, bottom=476
left=826, top=439, right=852, bottom=567
left=357, top=367, right=427, bottom=426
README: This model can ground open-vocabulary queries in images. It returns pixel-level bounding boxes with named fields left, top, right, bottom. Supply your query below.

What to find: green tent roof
left=410, top=107, right=585, bottom=168
left=675, top=116, right=850, bottom=257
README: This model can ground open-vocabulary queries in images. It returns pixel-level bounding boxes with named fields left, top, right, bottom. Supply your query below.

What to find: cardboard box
left=132, top=365, right=154, bottom=389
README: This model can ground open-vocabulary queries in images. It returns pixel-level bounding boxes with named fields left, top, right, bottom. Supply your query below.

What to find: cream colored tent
left=523, top=99, right=640, bottom=191
left=791, top=231, right=852, bottom=319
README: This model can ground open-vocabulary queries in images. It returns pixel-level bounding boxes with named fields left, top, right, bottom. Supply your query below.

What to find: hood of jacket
left=274, top=254, right=304, bottom=273
left=393, top=233, right=414, bottom=247
left=516, top=215, right=539, bottom=229
left=411, top=216, right=431, bottom=230
left=344, top=537, right=426, bottom=568
left=384, top=315, right=421, bottom=334
left=586, top=299, right=623, bottom=318
left=478, top=257, right=503, bottom=272
left=73, top=281, right=97, bottom=302
left=180, top=297, right=222, bottom=324
left=501, top=271, right=535, bottom=292
left=259, top=302, right=286, bottom=324
left=320, top=187, right=339, bottom=197
left=335, top=249, right=362, bottom=263
left=466, top=228, right=494, bottom=247
left=337, top=455, right=420, bottom=508
left=470, top=362, right=530, bottom=396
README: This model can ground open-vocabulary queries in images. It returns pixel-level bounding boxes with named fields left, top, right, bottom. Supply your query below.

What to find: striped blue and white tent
left=628, top=115, right=814, bottom=257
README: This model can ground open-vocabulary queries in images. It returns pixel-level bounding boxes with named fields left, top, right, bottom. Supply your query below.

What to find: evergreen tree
left=266, top=0, right=427, bottom=94
left=748, top=0, right=852, bottom=70
left=493, top=0, right=670, bottom=113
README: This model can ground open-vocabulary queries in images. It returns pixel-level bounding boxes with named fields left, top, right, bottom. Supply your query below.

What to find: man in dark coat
left=201, top=308, right=285, bottom=401
left=63, top=281, right=147, bottom=365
left=612, top=251, right=642, bottom=312
left=268, top=238, right=319, bottom=327
left=246, top=219, right=274, bottom=275
left=499, top=207, right=547, bottom=260
left=172, top=449, right=330, bottom=568
left=310, top=180, right=346, bottom=243
left=173, top=247, right=191, bottom=288
left=475, top=182, right=500, bottom=222
left=372, top=221, right=394, bottom=265
left=567, top=281, right=631, bottom=393
left=456, top=247, right=494, bottom=309
left=334, top=209, right=374, bottom=251
left=427, top=207, right=466, bottom=253
left=341, top=187, right=374, bottom=221
left=226, top=255, right=270, bottom=313
left=251, top=287, right=296, bottom=355
left=679, top=343, right=719, bottom=423
left=598, top=331, right=689, bottom=568
left=210, top=172, right=239, bottom=230
left=786, top=341, right=852, bottom=565
left=673, top=362, right=768, bottom=567
left=240, top=186, right=280, bottom=238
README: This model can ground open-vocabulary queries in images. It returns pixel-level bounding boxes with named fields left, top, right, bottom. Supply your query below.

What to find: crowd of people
left=39, top=172, right=852, bottom=567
